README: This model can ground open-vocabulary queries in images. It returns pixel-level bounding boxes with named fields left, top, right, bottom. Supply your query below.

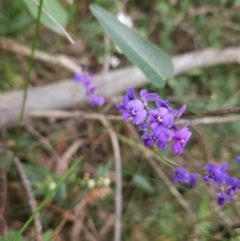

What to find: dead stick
left=98, top=116, right=122, bottom=241
left=12, top=154, right=43, bottom=241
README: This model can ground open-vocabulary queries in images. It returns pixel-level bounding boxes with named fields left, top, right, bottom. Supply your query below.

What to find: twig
left=27, top=109, right=240, bottom=127
left=98, top=116, right=122, bottom=241
left=69, top=199, right=87, bottom=240
left=99, top=214, right=115, bottom=239
left=83, top=225, right=98, bottom=241
left=0, top=158, right=7, bottom=237
left=147, top=157, right=194, bottom=215
left=185, top=107, right=240, bottom=116
left=192, top=126, right=212, bottom=162
left=25, top=124, right=65, bottom=175
left=31, top=0, right=75, bottom=44
left=51, top=215, right=68, bottom=241
left=11, top=154, right=43, bottom=241
left=27, top=110, right=121, bottom=121
left=61, top=139, right=84, bottom=170
left=0, top=37, right=81, bottom=72
left=25, top=124, right=60, bottom=159
left=191, top=115, right=240, bottom=125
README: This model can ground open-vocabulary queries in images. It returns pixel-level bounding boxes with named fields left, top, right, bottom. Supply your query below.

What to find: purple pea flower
left=155, top=127, right=173, bottom=150
left=225, top=176, right=240, bottom=196
left=138, top=123, right=150, bottom=132
left=88, top=96, right=105, bottom=107
left=140, top=89, right=159, bottom=103
left=122, top=99, right=147, bottom=125
left=116, top=88, right=136, bottom=111
left=175, top=104, right=187, bottom=121
left=86, top=86, right=97, bottom=95
left=149, top=108, right=174, bottom=130
left=172, top=127, right=192, bottom=155
left=156, top=98, right=175, bottom=115
left=116, top=96, right=129, bottom=111
left=173, top=167, right=191, bottom=183
left=203, top=162, right=228, bottom=185
left=190, top=173, right=199, bottom=185
left=141, top=133, right=156, bottom=147
left=215, top=192, right=236, bottom=206
left=237, top=156, right=240, bottom=163
left=125, top=88, right=136, bottom=101
left=141, top=127, right=173, bottom=149
left=220, top=161, right=229, bottom=177
left=74, top=72, right=92, bottom=86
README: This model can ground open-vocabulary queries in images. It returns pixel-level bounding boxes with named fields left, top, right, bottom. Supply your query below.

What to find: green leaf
left=133, top=174, right=154, bottom=193
left=0, top=231, right=24, bottom=241
left=90, top=5, right=173, bottom=88
left=23, top=0, right=68, bottom=35
left=24, top=164, right=66, bottom=201
left=43, top=230, right=54, bottom=241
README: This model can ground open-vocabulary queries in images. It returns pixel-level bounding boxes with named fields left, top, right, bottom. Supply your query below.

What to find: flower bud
left=87, top=179, right=96, bottom=189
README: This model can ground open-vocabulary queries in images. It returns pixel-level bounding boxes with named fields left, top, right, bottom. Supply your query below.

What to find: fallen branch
left=0, top=37, right=80, bottom=72
left=11, top=154, right=43, bottom=241
left=1, top=47, right=240, bottom=129
left=26, top=110, right=240, bottom=126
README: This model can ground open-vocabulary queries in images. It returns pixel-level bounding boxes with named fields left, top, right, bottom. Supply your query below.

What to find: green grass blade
left=23, top=0, right=68, bottom=35
left=90, top=4, right=173, bottom=88
left=11, top=157, right=83, bottom=241
left=16, top=0, right=44, bottom=145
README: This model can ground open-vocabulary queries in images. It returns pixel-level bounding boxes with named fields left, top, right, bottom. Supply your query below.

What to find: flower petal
left=133, top=109, right=147, bottom=125
left=172, top=139, right=183, bottom=155
left=129, top=99, right=144, bottom=111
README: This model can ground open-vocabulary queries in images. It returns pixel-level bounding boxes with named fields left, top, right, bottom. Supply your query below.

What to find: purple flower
left=237, top=156, right=240, bottom=163
left=156, top=98, right=175, bottom=115
left=125, top=88, right=136, bottom=101
left=190, top=173, right=199, bottom=185
left=173, top=167, right=191, bottom=183
left=138, top=123, right=150, bottom=132
left=74, top=71, right=105, bottom=108
left=172, top=127, right=192, bottom=155
left=155, top=127, right=173, bottom=150
left=175, top=104, right=187, bottom=121
left=122, top=99, right=147, bottom=125
left=116, top=96, right=129, bottom=111
left=225, top=176, right=240, bottom=196
left=203, top=163, right=227, bottom=185
left=156, top=98, right=170, bottom=109
left=215, top=192, right=236, bottom=206
left=141, top=127, right=173, bottom=149
left=116, top=88, right=136, bottom=111
left=141, top=133, right=156, bottom=147
left=140, top=89, right=159, bottom=103
left=220, top=161, right=229, bottom=177
left=149, top=108, right=174, bottom=130
left=88, top=96, right=105, bottom=107
left=74, top=72, right=92, bottom=86
left=86, top=86, right=97, bottom=95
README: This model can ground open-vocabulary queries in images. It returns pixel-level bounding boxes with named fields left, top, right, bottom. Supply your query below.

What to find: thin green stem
left=11, top=157, right=83, bottom=241
left=116, top=133, right=178, bottom=168
left=16, top=0, right=44, bottom=145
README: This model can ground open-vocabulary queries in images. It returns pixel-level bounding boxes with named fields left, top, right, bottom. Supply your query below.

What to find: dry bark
left=1, top=47, right=240, bottom=129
